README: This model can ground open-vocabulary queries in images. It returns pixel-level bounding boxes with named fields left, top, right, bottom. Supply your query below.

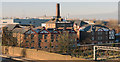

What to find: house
left=78, top=24, right=116, bottom=44
left=18, top=27, right=77, bottom=52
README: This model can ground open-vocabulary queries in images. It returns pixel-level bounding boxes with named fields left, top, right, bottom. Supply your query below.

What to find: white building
left=0, top=19, right=18, bottom=28
left=14, top=18, right=50, bottom=27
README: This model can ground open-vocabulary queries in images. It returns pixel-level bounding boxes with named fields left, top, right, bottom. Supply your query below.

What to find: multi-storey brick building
left=11, top=27, right=77, bottom=51
left=78, top=25, right=116, bottom=44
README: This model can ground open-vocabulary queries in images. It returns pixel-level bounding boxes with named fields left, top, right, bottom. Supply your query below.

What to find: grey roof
left=6, top=24, right=21, bottom=30
left=79, top=25, right=109, bottom=32
left=12, top=28, right=29, bottom=34
left=33, top=29, right=41, bottom=33
left=74, top=20, right=88, bottom=27
left=115, top=32, right=120, bottom=36
left=47, top=28, right=54, bottom=33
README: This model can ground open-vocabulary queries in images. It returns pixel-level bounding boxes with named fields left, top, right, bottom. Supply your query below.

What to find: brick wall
left=2, top=46, right=84, bottom=60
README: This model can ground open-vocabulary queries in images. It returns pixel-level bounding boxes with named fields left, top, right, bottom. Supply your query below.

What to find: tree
left=2, top=27, right=17, bottom=46
left=58, top=32, right=77, bottom=54
left=82, top=38, right=92, bottom=44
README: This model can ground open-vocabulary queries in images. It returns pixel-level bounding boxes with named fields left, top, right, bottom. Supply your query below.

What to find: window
left=45, top=46, right=47, bottom=48
left=56, top=40, right=58, bottom=42
left=109, top=37, right=111, bottom=39
left=26, top=47, right=29, bottom=48
left=31, top=34, right=34, bottom=39
left=56, top=34, right=58, bottom=39
left=112, top=32, right=114, bottom=34
left=3, top=22, right=7, bottom=23
left=98, top=32, right=102, bottom=35
left=98, top=36, right=102, bottom=40
left=24, top=35, right=27, bottom=39
left=109, top=32, right=111, bottom=34
left=92, top=32, right=94, bottom=35
left=39, top=39, right=41, bottom=42
left=51, top=40, right=54, bottom=42
left=112, top=37, right=114, bottom=39
left=39, top=34, right=42, bottom=39
left=19, top=21, right=21, bottom=23
left=51, top=34, right=54, bottom=39
left=31, top=47, right=34, bottom=49
left=26, top=41, right=29, bottom=43
left=31, top=41, right=34, bottom=43
left=45, top=40, right=47, bottom=42
left=51, top=46, right=54, bottom=48
left=106, top=36, right=108, bottom=40
left=38, top=46, right=41, bottom=48
left=92, top=37, right=94, bottom=40
left=106, top=32, right=108, bottom=34
left=44, top=34, right=47, bottom=39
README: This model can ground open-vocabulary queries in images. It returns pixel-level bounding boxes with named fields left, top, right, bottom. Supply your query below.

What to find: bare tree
left=2, top=27, right=17, bottom=46
left=58, top=32, right=77, bottom=54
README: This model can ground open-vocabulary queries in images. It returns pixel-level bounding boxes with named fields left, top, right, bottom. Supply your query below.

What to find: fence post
left=93, top=46, right=97, bottom=61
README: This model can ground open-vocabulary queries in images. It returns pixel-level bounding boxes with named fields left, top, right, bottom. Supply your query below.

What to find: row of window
left=26, top=46, right=58, bottom=49
left=25, top=34, right=58, bottom=39
left=92, top=31, right=115, bottom=35
left=92, top=36, right=109, bottom=40
left=25, top=40, right=58, bottom=43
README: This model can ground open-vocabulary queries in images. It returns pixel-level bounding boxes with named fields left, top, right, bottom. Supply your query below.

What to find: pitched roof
left=79, top=25, right=109, bottom=32
left=12, top=28, right=29, bottom=34
left=6, top=24, right=21, bottom=30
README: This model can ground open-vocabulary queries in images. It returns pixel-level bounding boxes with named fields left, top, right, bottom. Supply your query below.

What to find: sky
left=1, top=2, right=118, bottom=19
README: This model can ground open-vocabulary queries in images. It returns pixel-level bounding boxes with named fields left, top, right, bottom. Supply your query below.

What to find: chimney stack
left=56, top=3, right=60, bottom=18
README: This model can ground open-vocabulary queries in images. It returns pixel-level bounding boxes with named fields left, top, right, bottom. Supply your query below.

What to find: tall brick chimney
left=56, top=3, right=60, bottom=18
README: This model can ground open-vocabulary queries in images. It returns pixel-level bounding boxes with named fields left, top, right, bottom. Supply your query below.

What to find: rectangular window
left=44, top=34, right=47, bottom=39
left=31, top=47, right=34, bottom=49
left=26, top=41, right=29, bottom=43
left=51, top=34, right=54, bottom=39
left=3, top=22, right=7, bottom=23
left=45, top=40, right=47, bottom=42
left=31, top=41, right=34, bottom=43
left=39, top=34, right=42, bottom=39
left=24, top=35, right=27, bottom=39
left=92, top=32, right=94, bottom=35
left=39, top=39, right=41, bottom=42
left=106, top=32, right=108, bottom=34
left=56, top=40, right=58, bottom=42
left=92, top=37, right=94, bottom=40
left=26, top=47, right=29, bottom=48
left=51, top=40, right=54, bottom=42
left=31, top=34, right=34, bottom=39
left=56, top=34, right=58, bottom=39
left=45, top=46, right=47, bottom=48
left=38, top=46, right=41, bottom=48
left=98, top=32, right=102, bottom=35
left=51, top=46, right=54, bottom=48
left=98, top=36, right=102, bottom=40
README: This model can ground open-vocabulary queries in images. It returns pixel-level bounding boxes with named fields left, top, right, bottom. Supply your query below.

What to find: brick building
left=78, top=25, right=116, bottom=44
left=41, top=3, right=74, bottom=29
left=10, top=27, right=77, bottom=51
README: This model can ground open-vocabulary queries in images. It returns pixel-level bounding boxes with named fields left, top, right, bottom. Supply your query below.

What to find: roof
left=5, top=24, right=20, bottom=30
left=115, top=32, right=120, bottom=36
left=12, top=28, right=29, bottom=34
left=47, top=28, right=54, bottom=33
left=79, top=25, right=109, bottom=32
left=74, top=20, right=88, bottom=27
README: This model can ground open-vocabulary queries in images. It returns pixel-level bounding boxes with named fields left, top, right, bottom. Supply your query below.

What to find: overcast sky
left=1, top=2, right=118, bottom=19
